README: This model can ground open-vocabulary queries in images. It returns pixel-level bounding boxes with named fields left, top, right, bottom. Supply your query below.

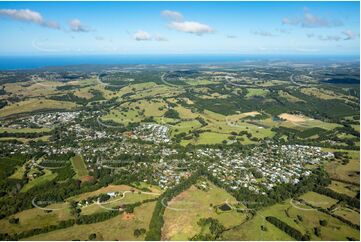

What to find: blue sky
left=0, top=1, right=359, bottom=55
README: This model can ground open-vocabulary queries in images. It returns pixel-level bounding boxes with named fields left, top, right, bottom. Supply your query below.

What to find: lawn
left=245, top=88, right=269, bottom=98
left=222, top=213, right=295, bottom=241
left=327, top=180, right=359, bottom=197
left=21, top=170, right=57, bottom=193
left=223, top=199, right=360, bottom=241
left=332, top=206, right=360, bottom=225
left=162, top=180, right=248, bottom=240
left=0, top=203, right=71, bottom=235
left=71, top=155, right=89, bottom=178
left=81, top=191, right=159, bottom=215
left=197, top=132, right=229, bottom=144
left=324, top=149, right=360, bottom=184
left=299, top=191, right=338, bottom=209
left=170, top=120, right=202, bottom=137
left=0, top=99, right=77, bottom=117
left=8, top=165, right=27, bottom=180
left=0, top=127, right=51, bottom=134
left=24, top=202, right=156, bottom=241
left=67, top=184, right=136, bottom=201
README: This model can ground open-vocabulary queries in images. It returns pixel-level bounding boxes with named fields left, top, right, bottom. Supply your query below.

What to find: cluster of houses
left=133, top=123, right=170, bottom=143
left=25, top=112, right=80, bottom=128
left=195, top=144, right=334, bottom=194
left=154, top=158, right=192, bottom=189
left=0, top=108, right=336, bottom=196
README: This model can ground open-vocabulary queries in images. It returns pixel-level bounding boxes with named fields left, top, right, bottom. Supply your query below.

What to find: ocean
left=0, top=54, right=358, bottom=71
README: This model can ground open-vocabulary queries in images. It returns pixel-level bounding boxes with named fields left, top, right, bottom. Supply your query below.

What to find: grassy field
left=332, top=206, right=360, bottom=225
left=162, top=180, right=248, bottom=240
left=71, top=155, right=89, bottom=178
left=170, top=120, right=202, bottom=137
left=67, top=184, right=136, bottom=201
left=324, top=149, right=360, bottom=184
left=0, top=128, right=51, bottom=133
left=278, top=90, right=304, bottom=103
left=0, top=99, right=77, bottom=117
left=222, top=213, right=295, bottom=241
left=245, top=88, right=269, bottom=98
left=299, top=191, right=338, bottom=209
left=81, top=191, right=159, bottom=215
left=24, top=202, right=156, bottom=241
left=0, top=203, right=72, bottom=235
left=8, top=165, right=27, bottom=180
left=327, top=180, right=359, bottom=197
left=4, top=81, right=63, bottom=98
left=224, top=199, right=360, bottom=241
left=21, top=170, right=57, bottom=193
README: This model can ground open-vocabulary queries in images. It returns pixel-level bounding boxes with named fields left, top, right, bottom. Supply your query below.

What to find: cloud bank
left=162, top=10, right=213, bottom=35
left=0, top=9, right=60, bottom=29
left=69, top=19, right=90, bottom=32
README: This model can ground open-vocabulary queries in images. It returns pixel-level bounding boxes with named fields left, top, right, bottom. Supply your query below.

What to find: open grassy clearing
left=67, top=184, right=135, bottom=201
left=8, top=159, right=30, bottom=179
left=327, top=180, right=359, bottom=197
left=278, top=90, right=305, bottom=103
left=351, top=124, right=360, bottom=132
left=127, top=99, right=167, bottom=117
left=257, top=114, right=341, bottom=131
left=173, top=105, right=199, bottom=119
left=101, top=99, right=168, bottom=125
left=323, top=149, right=360, bottom=184
left=81, top=192, right=158, bottom=215
left=8, top=165, right=26, bottom=179
left=224, top=199, right=359, bottom=241
left=0, top=127, right=51, bottom=133
left=21, top=170, right=57, bottom=193
left=71, top=155, right=89, bottom=178
left=24, top=202, right=156, bottom=241
left=4, top=81, right=63, bottom=98
left=162, top=180, right=248, bottom=240
left=332, top=206, right=360, bottom=225
left=222, top=213, right=295, bottom=241
left=0, top=136, right=51, bottom=143
left=0, top=203, right=72, bottom=235
left=101, top=108, right=142, bottom=125
left=171, top=108, right=275, bottom=145
left=245, top=88, right=269, bottom=98
left=73, top=87, right=94, bottom=99
left=130, top=182, right=162, bottom=193
left=130, top=84, right=182, bottom=100
left=199, top=92, right=230, bottom=99
left=184, top=79, right=217, bottom=86
left=299, top=191, right=338, bottom=209
left=0, top=99, right=78, bottom=117
left=170, top=120, right=202, bottom=137
left=300, top=87, right=358, bottom=103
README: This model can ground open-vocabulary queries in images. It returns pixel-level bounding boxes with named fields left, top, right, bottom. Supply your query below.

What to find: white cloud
left=161, top=10, right=214, bottom=36
left=133, top=30, right=152, bottom=41
left=226, top=35, right=237, bottom=39
left=0, top=9, right=60, bottom=29
left=69, top=19, right=90, bottom=32
left=342, top=30, right=358, bottom=40
left=318, top=35, right=341, bottom=41
left=169, top=21, right=213, bottom=35
left=252, top=30, right=274, bottom=37
left=161, top=10, right=183, bottom=22
left=154, top=35, right=168, bottom=41
left=282, top=10, right=342, bottom=28
left=282, top=17, right=300, bottom=26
